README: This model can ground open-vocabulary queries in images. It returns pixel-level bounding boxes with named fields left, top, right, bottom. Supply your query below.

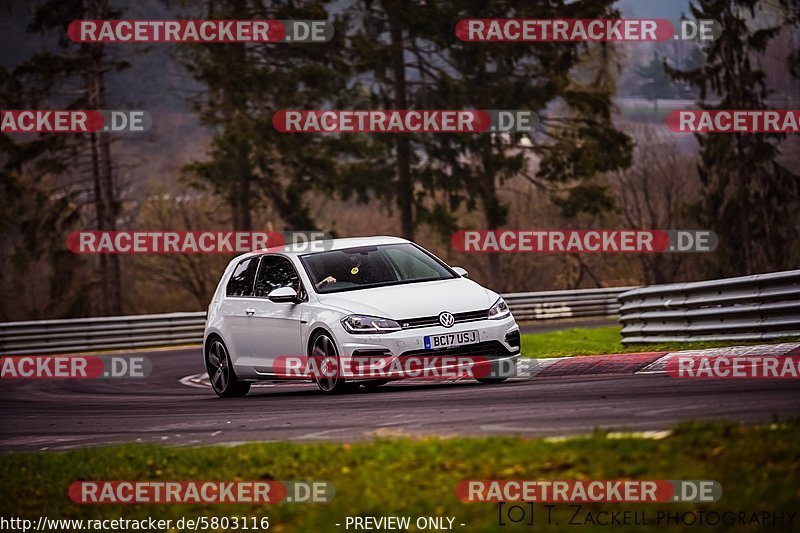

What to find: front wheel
left=476, top=376, right=509, bottom=384
left=206, top=338, right=251, bottom=398
left=475, top=359, right=512, bottom=384
left=310, top=333, right=349, bottom=394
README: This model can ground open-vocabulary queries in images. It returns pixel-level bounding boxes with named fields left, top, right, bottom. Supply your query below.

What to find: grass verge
left=0, top=421, right=798, bottom=532
left=520, top=325, right=797, bottom=358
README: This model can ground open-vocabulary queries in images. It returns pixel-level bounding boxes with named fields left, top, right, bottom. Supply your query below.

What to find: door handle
left=245, top=308, right=255, bottom=315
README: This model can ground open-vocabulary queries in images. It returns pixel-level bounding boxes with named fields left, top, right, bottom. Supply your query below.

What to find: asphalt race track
left=1, top=346, right=799, bottom=452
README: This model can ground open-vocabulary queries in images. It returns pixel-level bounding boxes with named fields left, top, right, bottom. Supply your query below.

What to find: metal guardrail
left=5, top=270, right=798, bottom=354
left=503, top=287, right=633, bottom=322
left=618, top=269, right=800, bottom=343
left=0, top=287, right=631, bottom=355
left=0, top=312, right=207, bottom=356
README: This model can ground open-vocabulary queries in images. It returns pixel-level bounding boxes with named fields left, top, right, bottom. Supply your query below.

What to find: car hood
left=317, top=278, right=497, bottom=319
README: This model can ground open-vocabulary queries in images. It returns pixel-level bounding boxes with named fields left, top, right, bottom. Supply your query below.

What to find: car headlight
left=341, top=314, right=402, bottom=334
left=487, top=297, right=511, bottom=320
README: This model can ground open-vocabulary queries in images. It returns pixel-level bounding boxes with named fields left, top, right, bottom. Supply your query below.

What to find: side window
left=226, top=257, right=260, bottom=297
left=255, top=256, right=301, bottom=297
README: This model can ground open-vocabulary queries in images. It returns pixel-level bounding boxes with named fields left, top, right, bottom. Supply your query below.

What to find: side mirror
left=452, top=267, right=468, bottom=278
left=268, top=286, right=299, bottom=303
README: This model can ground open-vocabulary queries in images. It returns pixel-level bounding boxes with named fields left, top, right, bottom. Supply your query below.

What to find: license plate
left=424, top=330, right=479, bottom=350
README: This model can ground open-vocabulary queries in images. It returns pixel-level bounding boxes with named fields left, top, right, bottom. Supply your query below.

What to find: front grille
left=399, top=309, right=488, bottom=329
left=400, top=340, right=513, bottom=359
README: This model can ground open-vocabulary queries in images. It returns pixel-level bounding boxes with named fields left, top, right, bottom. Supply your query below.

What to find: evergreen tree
left=179, top=0, right=349, bottom=231
left=666, top=0, right=800, bottom=275
left=427, top=0, right=632, bottom=280
left=1, top=0, right=129, bottom=315
left=345, top=0, right=634, bottom=274
left=343, top=0, right=457, bottom=239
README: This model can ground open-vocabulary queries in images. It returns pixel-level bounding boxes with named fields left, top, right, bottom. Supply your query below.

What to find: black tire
left=475, top=359, right=512, bottom=384
left=310, top=332, right=349, bottom=394
left=205, top=337, right=251, bottom=398
left=476, top=376, right=509, bottom=384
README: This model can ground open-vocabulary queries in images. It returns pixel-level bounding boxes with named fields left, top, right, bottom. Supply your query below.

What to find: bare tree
left=611, top=124, right=700, bottom=284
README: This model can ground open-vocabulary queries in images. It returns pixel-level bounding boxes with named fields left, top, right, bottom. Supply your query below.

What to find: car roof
left=237, top=235, right=411, bottom=262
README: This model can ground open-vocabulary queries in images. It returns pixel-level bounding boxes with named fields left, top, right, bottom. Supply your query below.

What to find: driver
left=316, top=275, right=337, bottom=290
left=315, top=257, right=363, bottom=290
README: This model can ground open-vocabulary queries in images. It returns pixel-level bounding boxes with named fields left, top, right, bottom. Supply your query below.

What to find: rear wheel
left=310, top=333, right=348, bottom=394
left=206, top=338, right=250, bottom=398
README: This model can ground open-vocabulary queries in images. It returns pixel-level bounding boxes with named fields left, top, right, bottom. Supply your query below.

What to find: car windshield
left=300, top=243, right=457, bottom=293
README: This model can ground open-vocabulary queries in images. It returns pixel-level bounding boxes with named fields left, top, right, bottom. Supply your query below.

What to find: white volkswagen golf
left=203, top=236, right=520, bottom=396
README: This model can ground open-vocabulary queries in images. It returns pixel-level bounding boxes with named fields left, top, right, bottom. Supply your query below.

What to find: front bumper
left=335, top=315, right=520, bottom=380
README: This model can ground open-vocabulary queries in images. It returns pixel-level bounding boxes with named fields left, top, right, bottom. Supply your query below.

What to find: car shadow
left=238, top=378, right=525, bottom=398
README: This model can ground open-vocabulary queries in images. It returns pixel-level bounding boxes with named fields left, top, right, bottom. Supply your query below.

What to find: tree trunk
left=85, top=0, right=122, bottom=315
left=88, top=129, right=110, bottom=315
left=230, top=0, right=252, bottom=231
left=478, top=176, right=504, bottom=286
left=484, top=194, right=503, bottom=286
left=387, top=5, right=414, bottom=240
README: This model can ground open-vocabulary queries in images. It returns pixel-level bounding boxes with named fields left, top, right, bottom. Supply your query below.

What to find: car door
left=219, top=255, right=261, bottom=372
left=248, top=255, right=306, bottom=373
